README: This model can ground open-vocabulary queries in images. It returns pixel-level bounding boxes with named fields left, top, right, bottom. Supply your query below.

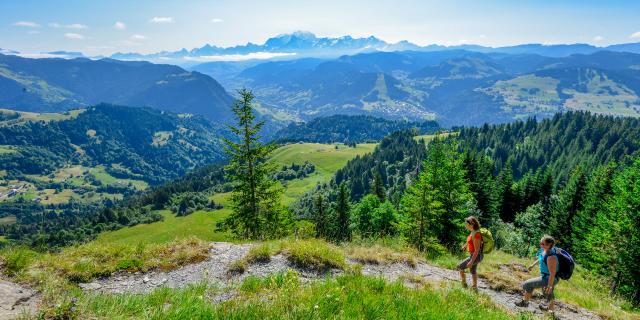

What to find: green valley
left=92, top=142, right=376, bottom=246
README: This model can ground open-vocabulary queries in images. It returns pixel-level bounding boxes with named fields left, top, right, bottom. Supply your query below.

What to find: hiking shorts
left=457, top=253, right=484, bottom=275
left=523, top=276, right=559, bottom=300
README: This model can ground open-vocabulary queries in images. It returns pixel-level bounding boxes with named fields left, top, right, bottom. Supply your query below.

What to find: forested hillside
left=274, top=115, right=439, bottom=143
left=457, top=111, right=640, bottom=182
left=0, top=104, right=228, bottom=184
left=0, top=54, right=234, bottom=120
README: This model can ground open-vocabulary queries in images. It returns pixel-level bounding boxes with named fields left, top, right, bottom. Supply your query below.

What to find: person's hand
left=544, top=286, right=553, bottom=295
left=466, top=261, right=473, bottom=268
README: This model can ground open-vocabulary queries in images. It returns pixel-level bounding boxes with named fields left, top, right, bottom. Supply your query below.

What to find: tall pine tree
left=333, top=182, right=352, bottom=242
left=220, top=89, right=292, bottom=239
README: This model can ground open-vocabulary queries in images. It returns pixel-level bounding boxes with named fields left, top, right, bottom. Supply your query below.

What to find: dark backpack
left=545, top=247, right=575, bottom=280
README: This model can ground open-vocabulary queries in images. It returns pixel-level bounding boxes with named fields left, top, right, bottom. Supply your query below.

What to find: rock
left=79, top=282, right=102, bottom=290
left=0, top=279, right=39, bottom=319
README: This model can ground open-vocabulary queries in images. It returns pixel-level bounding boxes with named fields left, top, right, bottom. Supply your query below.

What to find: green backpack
left=472, top=228, right=494, bottom=254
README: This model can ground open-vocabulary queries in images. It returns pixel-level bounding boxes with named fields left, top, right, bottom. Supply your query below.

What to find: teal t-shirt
left=537, top=248, right=559, bottom=280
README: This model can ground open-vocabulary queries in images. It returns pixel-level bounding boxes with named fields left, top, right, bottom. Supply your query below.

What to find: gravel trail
left=80, top=242, right=601, bottom=320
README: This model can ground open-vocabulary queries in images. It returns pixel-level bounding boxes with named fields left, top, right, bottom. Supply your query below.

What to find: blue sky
left=1, top=0, right=640, bottom=56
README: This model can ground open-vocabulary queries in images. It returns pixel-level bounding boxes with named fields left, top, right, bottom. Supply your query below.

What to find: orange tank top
left=467, top=232, right=482, bottom=253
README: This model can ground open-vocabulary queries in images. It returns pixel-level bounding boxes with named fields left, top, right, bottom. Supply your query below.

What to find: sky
left=2, top=0, right=640, bottom=56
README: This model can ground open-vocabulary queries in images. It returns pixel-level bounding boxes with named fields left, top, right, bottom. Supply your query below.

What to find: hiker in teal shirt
left=516, top=235, right=560, bottom=314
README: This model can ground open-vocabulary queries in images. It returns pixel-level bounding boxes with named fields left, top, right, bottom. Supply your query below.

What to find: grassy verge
left=0, top=237, right=210, bottom=284
left=77, top=272, right=524, bottom=320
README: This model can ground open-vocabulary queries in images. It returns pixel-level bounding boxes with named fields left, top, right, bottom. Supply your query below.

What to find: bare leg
left=549, top=299, right=555, bottom=311
left=523, top=291, right=532, bottom=301
left=471, top=274, right=478, bottom=288
left=459, top=270, right=467, bottom=287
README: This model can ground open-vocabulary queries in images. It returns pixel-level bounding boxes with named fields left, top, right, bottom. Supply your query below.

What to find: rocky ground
left=77, top=242, right=600, bottom=320
left=0, top=278, right=39, bottom=320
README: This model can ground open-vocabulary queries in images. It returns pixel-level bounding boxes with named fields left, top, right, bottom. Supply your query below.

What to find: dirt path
left=0, top=279, right=39, bottom=319
left=80, top=242, right=600, bottom=320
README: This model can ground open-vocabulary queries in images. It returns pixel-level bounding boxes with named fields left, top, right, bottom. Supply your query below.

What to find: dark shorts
left=522, top=276, right=559, bottom=300
left=457, top=253, right=484, bottom=275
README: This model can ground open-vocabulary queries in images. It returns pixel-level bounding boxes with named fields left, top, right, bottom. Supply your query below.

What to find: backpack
left=545, top=247, right=575, bottom=280
left=472, top=228, right=494, bottom=254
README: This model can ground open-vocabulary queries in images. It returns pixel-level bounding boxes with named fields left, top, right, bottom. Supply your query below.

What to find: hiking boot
left=515, top=300, right=529, bottom=307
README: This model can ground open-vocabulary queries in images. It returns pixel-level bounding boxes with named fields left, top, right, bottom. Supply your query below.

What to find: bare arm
left=528, top=259, right=537, bottom=271
left=547, top=256, right=557, bottom=287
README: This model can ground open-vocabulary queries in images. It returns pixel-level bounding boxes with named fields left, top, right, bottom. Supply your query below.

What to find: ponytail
left=465, top=216, right=481, bottom=231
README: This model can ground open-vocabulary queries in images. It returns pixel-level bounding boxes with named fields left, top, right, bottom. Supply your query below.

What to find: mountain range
left=3, top=32, right=640, bottom=128
left=108, top=31, right=640, bottom=64
left=197, top=50, right=640, bottom=126
left=0, top=54, right=234, bottom=121
left=7, top=32, right=640, bottom=66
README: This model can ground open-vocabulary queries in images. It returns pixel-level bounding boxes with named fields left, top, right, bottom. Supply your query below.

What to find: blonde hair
left=540, top=235, right=555, bottom=247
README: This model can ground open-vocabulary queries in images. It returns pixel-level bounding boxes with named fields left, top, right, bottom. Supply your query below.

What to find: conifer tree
left=400, top=163, right=443, bottom=251
left=220, top=89, right=292, bottom=239
left=425, top=137, right=473, bottom=248
left=312, top=193, right=329, bottom=238
left=333, top=182, right=352, bottom=242
left=549, top=165, right=587, bottom=251
left=372, top=171, right=386, bottom=202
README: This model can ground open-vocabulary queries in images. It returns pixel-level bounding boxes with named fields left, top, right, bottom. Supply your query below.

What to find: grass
left=0, top=145, right=16, bottom=154
left=269, top=143, right=376, bottom=205
left=74, top=273, right=522, bottom=320
left=285, top=239, right=346, bottom=271
left=346, top=244, right=418, bottom=268
left=93, top=209, right=232, bottom=246
left=0, top=237, right=210, bottom=284
left=229, top=239, right=346, bottom=274
left=0, top=108, right=85, bottom=126
left=413, top=131, right=456, bottom=143
left=90, top=142, right=375, bottom=247
left=0, top=215, right=17, bottom=225
left=228, top=242, right=282, bottom=274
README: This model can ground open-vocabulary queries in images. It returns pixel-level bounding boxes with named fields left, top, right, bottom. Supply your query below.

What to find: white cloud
left=211, top=18, right=223, bottom=23
left=631, top=31, right=640, bottom=39
left=183, top=52, right=297, bottom=62
left=66, top=23, right=88, bottom=29
left=130, top=34, right=147, bottom=40
left=13, top=21, right=40, bottom=28
left=50, top=22, right=88, bottom=29
left=114, top=21, right=126, bottom=30
left=593, top=35, right=604, bottom=42
left=149, top=17, right=173, bottom=24
left=64, top=33, right=84, bottom=40
left=17, top=53, right=70, bottom=59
